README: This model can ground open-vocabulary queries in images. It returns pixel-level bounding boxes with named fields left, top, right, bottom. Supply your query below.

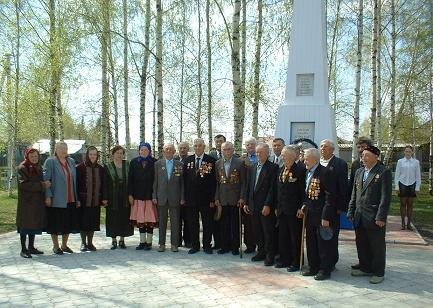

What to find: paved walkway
left=1, top=219, right=432, bottom=307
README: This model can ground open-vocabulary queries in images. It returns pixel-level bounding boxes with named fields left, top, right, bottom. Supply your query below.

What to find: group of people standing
left=15, top=135, right=422, bottom=285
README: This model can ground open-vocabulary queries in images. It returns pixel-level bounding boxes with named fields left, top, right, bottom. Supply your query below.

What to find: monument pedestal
left=275, top=104, right=337, bottom=145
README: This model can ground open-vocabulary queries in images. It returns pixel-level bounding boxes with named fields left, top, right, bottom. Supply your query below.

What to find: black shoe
left=232, top=249, right=240, bottom=256
left=302, top=270, right=318, bottom=276
left=188, top=248, right=199, bottom=254
left=61, top=246, right=74, bottom=254
left=204, top=248, right=213, bottom=254
left=314, top=271, right=330, bottom=281
left=144, top=243, right=152, bottom=251
left=53, top=248, right=64, bottom=255
left=80, top=244, right=88, bottom=252
left=185, top=242, right=193, bottom=249
left=212, top=245, right=221, bottom=250
left=111, top=241, right=117, bottom=250
left=87, top=244, right=97, bottom=251
left=287, top=265, right=300, bottom=272
left=244, top=247, right=256, bottom=254
left=20, top=250, right=32, bottom=258
left=217, top=249, right=229, bottom=254
left=136, top=243, right=146, bottom=250
left=351, top=263, right=360, bottom=270
left=274, top=262, right=289, bottom=269
left=251, top=254, right=266, bottom=262
left=119, top=240, right=126, bottom=249
left=264, top=258, right=275, bottom=266
left=28, top=247, right=44, bottom=255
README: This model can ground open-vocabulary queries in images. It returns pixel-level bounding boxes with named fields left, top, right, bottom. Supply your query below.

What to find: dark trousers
left=220, top=206, right=240, bottom=251
left=306, top=223, right=336, bottom=274
left=333, top=216, right=341, bottom=266
left=186, top=205, right=213, bottom=250
left=179, top=206, right=190, bottom=246
left=278, top=213, right=302, bottom=267
left=356, top=223, right=386, bottom=277
left=243, top=212, right=256, bottom=249
left=212, top=209, right=222, bottom=249
left=252, top=210, right=276, bottom=260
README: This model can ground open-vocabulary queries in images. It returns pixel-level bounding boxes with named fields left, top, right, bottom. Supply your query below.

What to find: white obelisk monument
left=275, top=0, right=337, bottom=148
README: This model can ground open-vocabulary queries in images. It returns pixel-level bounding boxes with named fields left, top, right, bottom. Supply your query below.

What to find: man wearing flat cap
left=347, top=145, right=392, bottom=284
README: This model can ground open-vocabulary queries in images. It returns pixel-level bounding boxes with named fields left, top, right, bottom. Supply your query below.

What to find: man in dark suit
left=183, top=138, right=217, bottom=254
left=214, top=141, right=247, bottom=255
left=239, top=137, right=258, bottom=254
left=348, top=137, right=372, bottom=269
left=209, top=134, right=226, bottom=160
left=275, top=146, right=306, bottom=271
left=209, top=134, right=226, bottom=250
left=176, top=141, right=191, bottom=248
left=348, top=146, right=392, bottom=284
left=244, top=143, right=279, bottom=266
left=320, top=139, right=348, bottom=268
left=299, top=148, right=338, bottom=281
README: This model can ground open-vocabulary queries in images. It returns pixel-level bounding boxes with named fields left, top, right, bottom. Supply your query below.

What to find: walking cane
left=239, top=206, right=243, bottom=259
left=299, top=210, right=307, bottom=274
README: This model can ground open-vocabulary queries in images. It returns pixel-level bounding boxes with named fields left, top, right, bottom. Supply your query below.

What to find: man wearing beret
left=347, top=145, right=392, bottom=284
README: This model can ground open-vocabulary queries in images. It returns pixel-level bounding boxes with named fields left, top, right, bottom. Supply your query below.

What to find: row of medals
left=309, top=178, right=320, bottom=200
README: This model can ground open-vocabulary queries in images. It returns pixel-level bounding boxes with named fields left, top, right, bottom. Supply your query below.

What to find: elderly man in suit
left=269, top=138, right=285, bottom=168
left=176, top=141, right=191, bottom=248
left=275, top=146, right=306, bottom=271
left=214, top=141, right=247, bottom=255
left=320, top=139, right=348, bottom=269
left=299, top=148, right=338, bottom=281
left=244, top=143, right=279, bottom=266
left=183, top=138, right=217, bottom=254
left=153, top=144, right=184, bottom=252
left=348, top=145, right=392, bottom=284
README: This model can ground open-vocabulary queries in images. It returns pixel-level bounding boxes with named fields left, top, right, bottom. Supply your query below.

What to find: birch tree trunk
left=206, top=0, right=213, bottom=149
left=56, top=85, right=64, bottom=141
left=140, top=0, right=151, bottom=141
left=108, top=27, right=119, bottom=145
left=232, top=0, right=243, bottom=152
left=123, top=0, right=131, bottom=153
left=48, top=0, right=57, bottom=155
left=328, top=0, right=341, bottom=86
left=5, top=54, right=13, bottom=195
left=351, top=0, right=364, bottom=161
left=376, top=0, right=383, bottom=149
left=240, top=0, right=246, bottom=135
left=429, top=66, right=433, bottom=194
left=196, top=0, right=203, bottom=138
left=156, top=0, right=164, bottom=157
left=383, top=0, right=396, bottom=165
left=369, top=0, right=379, bottom=142
left=179, top=2, right=186, bottom=142
left=101, top=0, right=110, bottom=163
left=252, top=0, right=262, bottom=139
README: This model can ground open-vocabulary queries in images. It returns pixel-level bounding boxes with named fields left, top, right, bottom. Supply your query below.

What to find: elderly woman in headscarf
left=76, top=146, right=104, bottom=252
left=128, top=142, right=158, bottom=250
left=102, top=145, right=134, bottom=250
left=43, top=141, right=80, bottom=255
left=16, top=148, right=50, bottom=258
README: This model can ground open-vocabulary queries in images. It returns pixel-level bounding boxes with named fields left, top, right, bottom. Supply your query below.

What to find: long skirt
left=79, top=206, right=101, bottom=232
left=46, top=203, right=79, bottom=235
left=130, top=200, right=158, bottom=228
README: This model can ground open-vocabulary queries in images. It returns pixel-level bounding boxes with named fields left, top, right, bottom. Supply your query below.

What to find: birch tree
left=48, top=0, right=58, bottom=154
left=155, top=0, right=164, bottom=157
left=252, top=0, right=263, bottom=138
left=100, top=0, right=110, bottom=163
left=123, top=0, right=131, bottom=152
left=206, top=0, right=212, bottom=148
left=231, top=0, right=242, bottom=153
left=351, top=0, right=364, bottom=161
left=140, top=0, right=151, bottom=142
left=369, top=0, right=379, bottom=142
left=376, top=0, right=383, bottom=149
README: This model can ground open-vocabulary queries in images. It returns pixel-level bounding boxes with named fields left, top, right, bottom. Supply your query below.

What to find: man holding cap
left=347, top=145, right=392, bottom=284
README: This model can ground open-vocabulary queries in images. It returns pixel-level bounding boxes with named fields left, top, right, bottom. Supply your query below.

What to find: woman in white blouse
left=395, top=145, right=421, bottom=230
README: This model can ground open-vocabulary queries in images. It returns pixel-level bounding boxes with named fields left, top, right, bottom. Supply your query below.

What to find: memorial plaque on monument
left=290, top=122, right=315, bottom=142
left=296, top=73, right=314, bottom=96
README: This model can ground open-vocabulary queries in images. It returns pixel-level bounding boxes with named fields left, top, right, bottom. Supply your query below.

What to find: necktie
left=196, top=157, right=201, bottom=170
left=275, top=156, right=279, bottom=164
left=255, top=164, right=262, bottom=188
left=218, top=152, right=222, bottom=159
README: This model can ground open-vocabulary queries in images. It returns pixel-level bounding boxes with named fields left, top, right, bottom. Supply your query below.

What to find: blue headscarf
left=137, top=142, right=153, bottom=163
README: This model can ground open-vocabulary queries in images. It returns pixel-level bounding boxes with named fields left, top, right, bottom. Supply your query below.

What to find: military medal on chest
left=174, top=165, right=182, bottom=176
left=219, top=169, right=227, bottom=184
left=308, top=178, right=321, bottom=200
left=230, top=169, right=240, bottom=184
left=198, top=161, right=213, bottom=178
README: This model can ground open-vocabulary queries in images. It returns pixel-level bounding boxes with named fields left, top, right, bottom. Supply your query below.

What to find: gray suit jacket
left=43, top=156, right=78, bottom=208
left=215, top=157, right=247, bottom=206
left=348, top=163, right=392, bottom=229
left=153, top=159, right=184, bottom=207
